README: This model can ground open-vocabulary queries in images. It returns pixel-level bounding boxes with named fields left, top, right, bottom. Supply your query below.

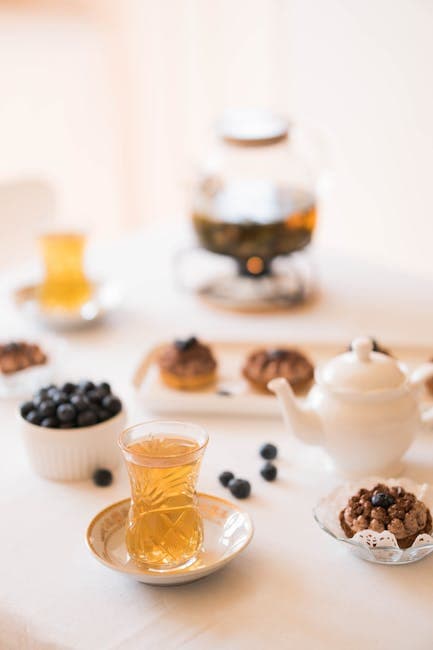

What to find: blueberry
left=260, top=462, right=277, bottom=481
left=260, top=443, right=277, bottom=460
left=87, top=388, right=104, bottom=404
left=40, top=417, right=59, bottom=428
left=228, top=478, right=251, bottom=499
left=96, top=408, right=111, bottom=422
left=20, top=401, right=34, bottom=417
left=4, top=342, right=19, bottom=352
left=35, top=389, right=49, bottom=401
left=70, top=395, right=90, bottom=411
left=371, top=492, right=395, bottom=509
left=38, top=399, right=56, bottom=418
left=99, top=382, right=111, bottom=394
left=26, top=410, right=41, bottom=425
left=47, top=386, right=59, bottom=399
left=62, top=382, right=76, bottom=394
left=219, top=471, right=234, bottom=487
left=268, top=349, right=287, bottom=360
left=79, top=380, right=95, bottom=392
left=59, top=423, right=75, bottom=429
left=32, top=394, right=46, bottom=408
left=174, top=336, right=197, bottom=351
left=57, top=403, right=76, bottom=423
left=51, top=391, right=68, bottom=406
left=77, top=409, right=98, bottom=427
left=102, top=395, right=122, bottom=415
left=92, top=468, right=113, bottom=487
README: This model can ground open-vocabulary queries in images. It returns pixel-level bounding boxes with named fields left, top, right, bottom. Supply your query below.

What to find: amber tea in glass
left=118, top=421, right=208, bottom=571
left=38, top=232, right=92, bottom=310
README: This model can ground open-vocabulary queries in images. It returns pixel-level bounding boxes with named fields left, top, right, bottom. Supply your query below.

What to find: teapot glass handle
left=411, top=363, right=433, bottom=429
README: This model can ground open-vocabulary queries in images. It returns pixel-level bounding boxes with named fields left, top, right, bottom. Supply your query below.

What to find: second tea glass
left=38, top=232, right=92, bottom=310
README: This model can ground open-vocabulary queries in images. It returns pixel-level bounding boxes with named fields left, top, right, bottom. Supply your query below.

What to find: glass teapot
left=190, top=108, right=322, bottom=278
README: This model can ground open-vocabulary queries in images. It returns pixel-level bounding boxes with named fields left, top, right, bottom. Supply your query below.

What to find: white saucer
left=86, top=493, right=254, bottom=585
left=13, top=281, right=121, bottom=330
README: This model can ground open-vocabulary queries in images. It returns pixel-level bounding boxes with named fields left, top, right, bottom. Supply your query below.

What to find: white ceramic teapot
left=268, top=337, right=433, bottom=477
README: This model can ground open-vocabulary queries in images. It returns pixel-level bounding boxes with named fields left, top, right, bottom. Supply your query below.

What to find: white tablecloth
left=1, top=229, right=433, bottom=650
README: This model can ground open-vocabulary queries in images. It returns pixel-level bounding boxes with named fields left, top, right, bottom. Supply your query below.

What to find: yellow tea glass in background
left=118, top=421, right=208, bottom=571
left=38, top=233, right=92, bottom=310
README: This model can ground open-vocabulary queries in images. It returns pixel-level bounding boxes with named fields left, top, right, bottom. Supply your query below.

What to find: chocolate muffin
left=0, top=341, right=47, bottom=375
left=242, top=348, right=314, bottom=394
left=339, top=483, right=432, bottom=549
left=158, top=337, right=217, bottom=390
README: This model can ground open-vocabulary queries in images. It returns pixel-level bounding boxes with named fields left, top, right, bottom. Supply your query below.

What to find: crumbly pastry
left=242, top=348, right=314, bottom=394
left=0, top=341, right=47, bottom=375
left=339, top=483, right=432, bottom=549
left=158, top=337, right=217, bottom=390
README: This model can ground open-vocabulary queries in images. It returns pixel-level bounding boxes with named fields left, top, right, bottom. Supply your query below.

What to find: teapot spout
left=268, top=377, right=323, bottom=445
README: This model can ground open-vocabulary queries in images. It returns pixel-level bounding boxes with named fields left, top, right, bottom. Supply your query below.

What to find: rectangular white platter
left=133, top=340, right=433, bottom=418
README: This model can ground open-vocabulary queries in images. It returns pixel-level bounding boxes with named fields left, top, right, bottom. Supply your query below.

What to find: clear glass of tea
left=118, top=420, right=208, bottom=571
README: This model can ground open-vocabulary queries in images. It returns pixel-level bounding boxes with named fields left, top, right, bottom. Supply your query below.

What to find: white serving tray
left=133, top=340, right=433, bottom=417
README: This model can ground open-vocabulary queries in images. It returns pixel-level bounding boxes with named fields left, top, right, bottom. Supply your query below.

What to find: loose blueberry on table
left=20, top=381, right=122, bottom=429
left=228, top=478, right=251, bottom=499
left=260, top=462, right=277, bottom=481
left=259, top=443, right=277, bottom=460
left=219, top=471, right=235, bottom=487
left=92, top=468, right=113, bottom=487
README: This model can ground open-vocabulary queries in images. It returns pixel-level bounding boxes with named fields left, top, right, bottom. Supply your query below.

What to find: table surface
left=2, top=228, right=433, bottom=650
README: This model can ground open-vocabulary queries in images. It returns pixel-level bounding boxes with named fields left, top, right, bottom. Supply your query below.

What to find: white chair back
left=0, top=178, right=55, bottom=270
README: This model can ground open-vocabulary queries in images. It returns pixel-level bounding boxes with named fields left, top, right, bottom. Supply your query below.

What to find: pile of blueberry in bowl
left=19, top=380, right=126, bottom=482
left=20, top=381, right=122, bottom=429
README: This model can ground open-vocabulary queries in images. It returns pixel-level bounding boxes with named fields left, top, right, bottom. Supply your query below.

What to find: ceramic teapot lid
left=319, top=337, right=406, bottom=393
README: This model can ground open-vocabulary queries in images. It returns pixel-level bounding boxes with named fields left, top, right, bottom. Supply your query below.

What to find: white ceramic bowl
left=20, top=410, right=126, bottom=481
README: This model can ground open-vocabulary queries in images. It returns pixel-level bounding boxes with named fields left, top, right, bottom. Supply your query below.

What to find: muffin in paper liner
left=313, top=477, right=433, bottom=564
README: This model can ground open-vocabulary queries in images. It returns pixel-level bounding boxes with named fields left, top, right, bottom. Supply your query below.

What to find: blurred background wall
left=0, top=0, right=432, bottom=274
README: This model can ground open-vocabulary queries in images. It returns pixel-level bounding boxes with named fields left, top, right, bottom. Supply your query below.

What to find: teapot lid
left=217, top=109, right=288, bottom=146
left=319, top=337, right=406, bottom=393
